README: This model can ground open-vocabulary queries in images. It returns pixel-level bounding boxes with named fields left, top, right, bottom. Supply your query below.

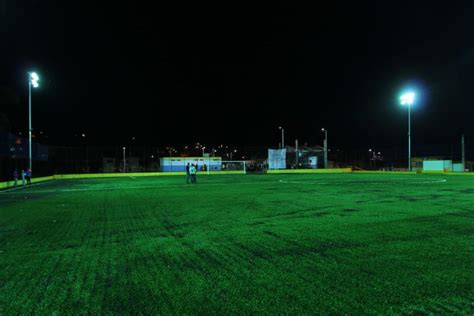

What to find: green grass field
left=0, top=173, right=473, bottom=314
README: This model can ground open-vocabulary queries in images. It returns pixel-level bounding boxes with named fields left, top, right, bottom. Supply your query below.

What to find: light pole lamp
left=28, top=72, right=39, bottom=171
left=123, top=147, right=126, bottom=172
left=369, top=149, right=376, bottom=168
left=400, top=92, right=415, bottom=171
left=321, top=128, right=328, bottom=168
left=278, top=126, right=285, bottom=149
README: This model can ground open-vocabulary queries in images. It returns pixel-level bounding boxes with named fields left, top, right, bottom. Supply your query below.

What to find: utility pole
left=123, top=147, right=126, bottom=172
left=321, top=128, right=328, bottom=168
left=278, top=126, right=285, bottom=149
left=295, top=139, right=299, bottom=168
left=462, top=134, right=465, bottom=171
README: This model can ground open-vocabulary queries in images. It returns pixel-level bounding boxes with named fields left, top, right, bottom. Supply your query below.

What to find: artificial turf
left=0, top=173, right=473, bottom=314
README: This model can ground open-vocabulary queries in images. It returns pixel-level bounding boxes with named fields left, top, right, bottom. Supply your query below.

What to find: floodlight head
left=29, top=72, right=40, bottom=88
left=30, top=72, right=39, bottom=81
left=369, top=149, right=373, bottom=152
left=400, top=92, right=415, bottom=106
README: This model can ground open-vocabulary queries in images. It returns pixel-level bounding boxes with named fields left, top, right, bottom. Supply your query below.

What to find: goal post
left=160, top=157, right=246, bottom=174
left=219, top=160, right=246, bottom=174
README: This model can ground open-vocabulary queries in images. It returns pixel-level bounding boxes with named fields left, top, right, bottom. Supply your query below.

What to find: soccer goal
left=220, top=160, right=246, bottom=174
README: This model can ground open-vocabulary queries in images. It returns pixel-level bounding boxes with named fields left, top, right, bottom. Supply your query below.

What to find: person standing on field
left=21, top=169, right=26, bottom=187
left=189, top=164, right=197, bottom=184
left=26, top=168, right=32, bottom=185
left=185, top=163, right=191, bottom=183
left=13, top=169, right=19, bottom=187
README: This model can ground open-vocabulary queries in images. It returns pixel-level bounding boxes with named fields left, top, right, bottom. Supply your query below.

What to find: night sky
left=1, top=1, right=473, bottom=149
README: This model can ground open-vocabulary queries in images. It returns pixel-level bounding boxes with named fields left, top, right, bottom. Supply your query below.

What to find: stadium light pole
left=278, top=126, right=285, bottom=149
left=400, top=92, right=415, bottom=171
left=28, top=72, right=39, bottom=171
left=321, top=128, right=328, bottom=168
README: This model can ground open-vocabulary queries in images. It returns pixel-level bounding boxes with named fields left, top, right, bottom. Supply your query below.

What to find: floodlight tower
left=321, top=128, right=328, bottom=168
left=399, top=92, right=415, bottom=171
left=278, top=126, right=285, bottom=149
left=28, top=72, right=39, bottom=171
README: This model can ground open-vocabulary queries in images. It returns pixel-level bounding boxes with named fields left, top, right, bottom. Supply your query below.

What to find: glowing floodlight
left=30, top=72, right=39, bottom=88
left=400, top=92, right=415, bottom=106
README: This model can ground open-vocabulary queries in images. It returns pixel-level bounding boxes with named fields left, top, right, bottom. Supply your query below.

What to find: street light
left=123, top=147, right=126, bottom=172
left=81, top=133, right=88, bottom=171
left=321, top=128, right=328, bottom=168
left=202, top=147, right=206, bottom=156
left=399, top=92, right=415, bottom=171
left=369, top=149, right=375, bottom=168
left=28, top=72, right=39, bottom=171
left=278, top=126, right=285, bottom=149
left=230, top=149, right=237, bottom=160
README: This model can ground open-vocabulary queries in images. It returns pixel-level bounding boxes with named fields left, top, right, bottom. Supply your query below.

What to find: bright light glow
left=30, top=73, right=39, bottom=81
left=30, top=72, right=39, bottom=88
left=400, top=92, right=415, bottom=106
left=321, top=128, right=325, bottom=132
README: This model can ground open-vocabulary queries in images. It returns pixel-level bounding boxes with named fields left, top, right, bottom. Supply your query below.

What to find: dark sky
left=1, top=1, right=474, bottom=149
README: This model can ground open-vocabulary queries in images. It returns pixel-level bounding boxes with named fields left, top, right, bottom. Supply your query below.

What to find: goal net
left=220, top=160, right=246, bottom=174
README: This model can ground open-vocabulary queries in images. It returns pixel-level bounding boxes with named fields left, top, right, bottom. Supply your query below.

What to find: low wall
left=0, top=176, right=55, bottom=190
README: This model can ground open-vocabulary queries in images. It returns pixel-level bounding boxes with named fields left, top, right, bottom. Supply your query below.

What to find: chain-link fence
left=1, top=131, right=473, bottom=181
